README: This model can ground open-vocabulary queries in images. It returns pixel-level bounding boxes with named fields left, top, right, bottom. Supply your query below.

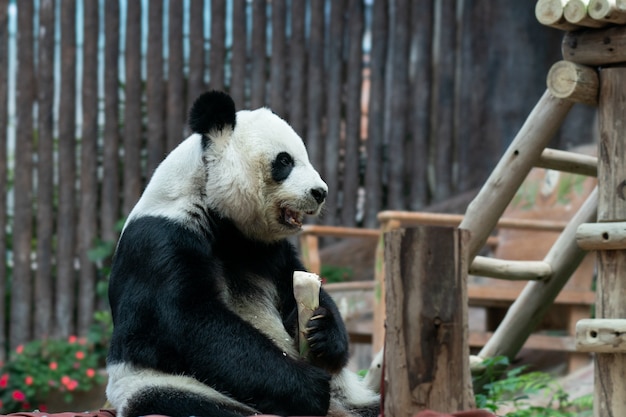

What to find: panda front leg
left=305, top=288, right=350, bottom=374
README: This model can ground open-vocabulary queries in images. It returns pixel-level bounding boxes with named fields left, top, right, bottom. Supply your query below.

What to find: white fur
left=106, top=363, right=259, bottom=417
left=127, top=108, right=327, bottom=242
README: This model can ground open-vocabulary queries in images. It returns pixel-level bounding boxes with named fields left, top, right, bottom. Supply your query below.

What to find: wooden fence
left=0, top=0, right=596, bottom=359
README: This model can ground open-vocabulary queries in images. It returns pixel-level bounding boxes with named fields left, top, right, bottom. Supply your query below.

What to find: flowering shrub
left=0, top=335, right=107, bottom=413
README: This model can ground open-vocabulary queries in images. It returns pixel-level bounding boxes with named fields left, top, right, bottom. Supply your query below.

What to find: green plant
left=0, top=333, right=107, bottom=413
left=320, top=265, right=353, bottom=284
left=473, top=356, right=593, bottom=416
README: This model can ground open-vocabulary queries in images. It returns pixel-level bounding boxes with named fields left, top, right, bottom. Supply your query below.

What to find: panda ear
left=188, top=90, right=237, bottom=135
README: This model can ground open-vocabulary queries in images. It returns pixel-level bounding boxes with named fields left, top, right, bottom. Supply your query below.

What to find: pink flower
left=49, top=362, right=58, bottom=370
left=15, top=345, right=24, bottom=354
left=66, top=380, right=78, bottom=391
left=24, top=376, right=33, bottom=386
left=86, top=368, right=96, bottom=378
left=68, top=335, right=78, bottom=344
left=0, top=373, right=9, bottom=388
left=61, top=375, right=71, bottom=386
left=38, top=404, right=48, bottom=412
left=12, top=390, right=25, bottom=402
left=75, top=351, right=85, bottom=360
left=78, top=337, right=87, bottom=345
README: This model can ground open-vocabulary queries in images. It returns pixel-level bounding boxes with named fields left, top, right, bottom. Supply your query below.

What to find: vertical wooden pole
left=384, top=226, right=473, bottom=416
left=594, top=66, right=626, bottom=417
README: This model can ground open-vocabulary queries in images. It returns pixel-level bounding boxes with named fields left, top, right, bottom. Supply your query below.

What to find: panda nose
left=311, top=188, right=327, bottom=204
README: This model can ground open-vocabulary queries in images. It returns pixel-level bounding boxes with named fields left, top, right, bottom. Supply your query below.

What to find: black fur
left=271, top=152, right=295, bottom=182
left=188, top=90, right=237, bottom=135
left=108, top=213, right=351, bottom=417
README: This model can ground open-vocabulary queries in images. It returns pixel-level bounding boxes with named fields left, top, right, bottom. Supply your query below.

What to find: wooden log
left=546, top=60, right=599, bottom=106
left=535, top=0, right=580, bottom=30
left=564, top=0, right=608, bottom=27
left=379, top=211, right=569, bottom=232
left=459, top=90, right=574, bottom=260
left=469, top=257, right=552, bottom=281
left=562, top=25, right=626, bottom=65
left=595, top=65, right=626, bottom=417
left=577, top=222, right=626, bottom=250
left=588, top=0, right=626, bottom=23
left=577, top=319, right=626, bottom=352
left=478, top=187, right=597, bottom=361
left=384, top=227, right=473, bottom=416
left=536, top=148, right=597, bottom=177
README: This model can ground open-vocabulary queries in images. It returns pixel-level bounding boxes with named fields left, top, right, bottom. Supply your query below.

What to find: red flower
left=24, top=376, right=33, bottom=386
left=68, top=335, right=78, bottom=344
left=61, top=375, right=71, bottom=386
left=49, top=362, right=58, bottom=370
left=12, top=390, right=25, bottom=402
left=86, top=368, right=96, bottom=378
left=0, top=373, right=9, bottom=388
left=75, top=351, right=85, bottom=360
left=15, top=345, right=24, bottom=354
left=38, top=404, right=48, bottom=412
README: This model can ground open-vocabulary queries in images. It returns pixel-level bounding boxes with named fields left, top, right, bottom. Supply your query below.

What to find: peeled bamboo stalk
left=293, top=271, right=321, bottom=357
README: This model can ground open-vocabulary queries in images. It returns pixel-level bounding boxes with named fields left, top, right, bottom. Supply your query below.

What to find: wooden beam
left=576, top=318, right=626, bottom=352
left=467, top=285, right=596, bottom=306
left=536, top=147, right=597, bottom=177
left=546, top=60, right=599, bottom=106
left=562, top=25, right=626, bottom=65
left=535, top=0, right=580, bottom=30
left=379, top=211, right=569, bottom=232
left=300, top=224, right=379, bottom=239
left=594, top=65, right=626, bottom=417
left=576, top=221, right=626, bottom=250
left=564, top=0, right=609, bottom=27
left=469, top=257, right=552, bottom=281
left=460, top=90, right=574, bottom=261
left=384, top=227, right=473, bottom=415
left=588, top=0, right=626, bottom=23
left=470, top=331, right=577, bottom=352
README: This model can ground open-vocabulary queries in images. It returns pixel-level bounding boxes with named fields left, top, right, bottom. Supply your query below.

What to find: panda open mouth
left=281, top=207, right=304, bottom=228
left=280, top=207, right=317, bottom=229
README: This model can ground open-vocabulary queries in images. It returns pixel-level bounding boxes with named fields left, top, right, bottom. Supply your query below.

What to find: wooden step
left=469, top=257, right=552, bottom=281
left=576, top=318, right=626, bottom=353
left=535, top=148, right=597, bottom=177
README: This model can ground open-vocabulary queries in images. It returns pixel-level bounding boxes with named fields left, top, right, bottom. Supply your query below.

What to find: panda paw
left=306, top=306, right=349, bottom=373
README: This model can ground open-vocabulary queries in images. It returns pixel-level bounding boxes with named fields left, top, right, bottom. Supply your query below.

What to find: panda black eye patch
left=271, top=152, right=295, bottom=182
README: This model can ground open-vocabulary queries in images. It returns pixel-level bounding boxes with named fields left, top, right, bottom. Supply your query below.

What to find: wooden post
left=594, top=65, right=626, bottom=417
left=383, top=226, right=473, bottom=416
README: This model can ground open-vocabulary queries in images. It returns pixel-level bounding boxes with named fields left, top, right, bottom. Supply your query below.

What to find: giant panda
left=106, top=90, right=380, bottom=417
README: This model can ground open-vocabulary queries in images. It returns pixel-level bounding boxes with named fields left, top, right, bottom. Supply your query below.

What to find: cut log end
left=547, top=60, right=598, bottom=106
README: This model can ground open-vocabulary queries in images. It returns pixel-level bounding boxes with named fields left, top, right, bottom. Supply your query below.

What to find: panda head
left=179, top=90, right=327, bottom=242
